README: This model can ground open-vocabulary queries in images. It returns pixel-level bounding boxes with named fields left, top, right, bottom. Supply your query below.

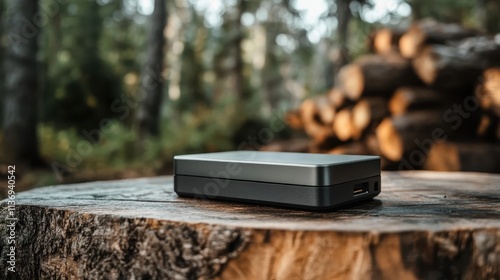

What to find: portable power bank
left=174, top=151, right=381, bottom=210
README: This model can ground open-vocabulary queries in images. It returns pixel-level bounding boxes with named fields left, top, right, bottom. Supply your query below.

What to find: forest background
left=1, top=0, right=499, bottom=195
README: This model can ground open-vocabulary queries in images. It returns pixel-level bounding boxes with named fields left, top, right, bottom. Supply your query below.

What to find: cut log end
left=412, top=47, right=438, bottom=85
left=337, top=64, right=364, bottom=101
left=352, top=99, right=371, bottom=133
left=375, top=118, right=403, bottom=162
left=351, top=98, right=389, bottom=141
left=424, top=142, right=460, bottom=171
left=286, top=111, right=303, bottom=129
left=389, top=90, right=407, bottom=116
left=399, top=28, right=425, bottom=59
left=333, top=109, right=353, bottom=142
left=372, top=28, right=402, bottom=54
left=477, top=68, right=500, bottom=117
left=328, top=88, right=346, bottom=108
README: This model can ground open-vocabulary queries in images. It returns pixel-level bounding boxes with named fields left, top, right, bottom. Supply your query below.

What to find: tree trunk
left=476, top=0, right=488, bottom=31
left=2, top=0, right=41, bottom=166
left=2, top=174, right=500, bottom=279
left=406, top=0, right=424, bottom=21
left=177, top=6, right=210, bottom=110
left=233, top=0, right=248, bottom=101
left=262, top=23, right=285, bottom=110
left=136, top=0, right=167, bottom=137
left=336, top=0, right=351, bottom=68
left=476, top=0, right=500, bottom=34
left=213, top=0, right=248, bottom=102
left=325, top=0, right=352, bottom=88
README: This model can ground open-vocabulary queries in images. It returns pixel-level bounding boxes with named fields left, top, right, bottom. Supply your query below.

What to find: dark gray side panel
left=174, top=175, right=381, bottom=211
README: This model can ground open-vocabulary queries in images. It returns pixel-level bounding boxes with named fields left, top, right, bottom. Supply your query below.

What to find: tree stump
left=1, top=172, right=500, bottom=279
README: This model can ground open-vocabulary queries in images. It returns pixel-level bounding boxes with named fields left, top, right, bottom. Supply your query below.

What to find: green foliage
left=176, top=6, right=210, bottom=111
left=4, top=0, right=490, bottom=181
left=40, top=121, right=159, bottom=171
left=38, top=96, right=262, bottom=173
left=40, top=0, right=132, bottom=131
left=405, top=0, right=477, bottom=24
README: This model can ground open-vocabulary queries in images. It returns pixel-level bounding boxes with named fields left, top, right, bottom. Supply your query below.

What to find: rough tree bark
left=2, top=0, right=41, bottom=166
left=1, top=173, right=499, bottom=279
left=136, top=0, right=167, bottom=137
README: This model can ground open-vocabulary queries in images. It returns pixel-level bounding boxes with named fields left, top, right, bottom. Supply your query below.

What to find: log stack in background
left=267, top=20, right=500, bottom=173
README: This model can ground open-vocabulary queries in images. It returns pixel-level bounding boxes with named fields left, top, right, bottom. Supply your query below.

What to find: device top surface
left=174, top=151, right=378, bottom=166
left=174, top=151, right=380, bottom=186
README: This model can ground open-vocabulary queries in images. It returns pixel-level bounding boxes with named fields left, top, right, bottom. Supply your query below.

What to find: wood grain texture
left=1, top=172, right=500, bottom=279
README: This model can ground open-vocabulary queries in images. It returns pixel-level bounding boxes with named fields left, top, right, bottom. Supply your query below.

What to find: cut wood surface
left=375, top=111, right=450, bottom=162
left=371, top=27, right=405, bottom=54
left=300, top=98, right=334, bottom=142
left=332, top=108, right=353, bottom=141
left=476, top=114, right=500, bottom=141
left=285, top=110, right=303, bottom=129
left=424, top=142, right=500, bottom=172
left=389, top=87, right=446, bottom=116
left=315, top=96, right=336, bottom=125
left=352, top=97, right=388, bottom=139
left=1, top=173, right=500, bottom=280
left=337, top=54, right=422, bottom=101
left=364, top=135, right=399, bottom=170
left=477, top=67, right=500, bottom=117
left=399, top=20, right=479, bottom=58
left=327, top=88, right=346, bottom=109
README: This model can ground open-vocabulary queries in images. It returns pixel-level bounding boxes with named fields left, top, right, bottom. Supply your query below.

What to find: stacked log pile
left=271, top=20, right=500, bottom=172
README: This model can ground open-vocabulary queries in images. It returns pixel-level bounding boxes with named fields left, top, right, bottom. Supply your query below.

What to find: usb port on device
left=353, top=182, right=369, bottom=196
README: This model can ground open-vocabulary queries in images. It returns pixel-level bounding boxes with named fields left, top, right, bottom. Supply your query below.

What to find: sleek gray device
left=174, top=151, right=381, bottom=210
